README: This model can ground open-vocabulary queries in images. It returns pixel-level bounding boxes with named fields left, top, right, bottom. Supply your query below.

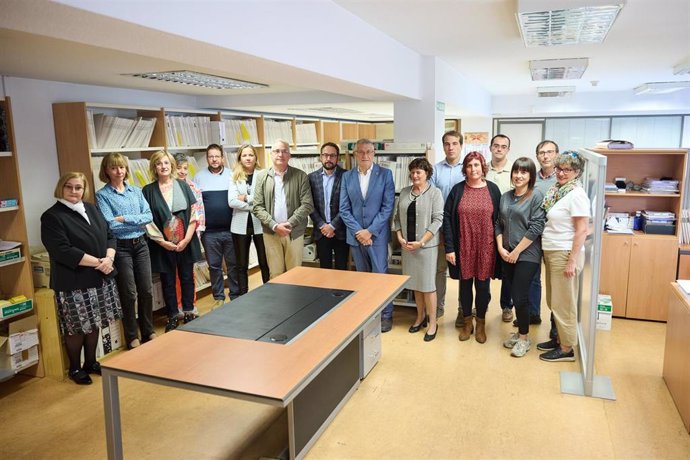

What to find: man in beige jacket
left=253, top=139, right=314, bottom=278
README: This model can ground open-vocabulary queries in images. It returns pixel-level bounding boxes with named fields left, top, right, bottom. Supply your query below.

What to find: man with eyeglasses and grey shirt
left=429, top=130, right=465, bottom=325
left=253, top=139, right=314, bottom=278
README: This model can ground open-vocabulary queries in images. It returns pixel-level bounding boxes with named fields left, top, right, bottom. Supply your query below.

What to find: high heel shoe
left=424, top=325, right=438, bottom=342
left=408, top=315, right=429, bottom=333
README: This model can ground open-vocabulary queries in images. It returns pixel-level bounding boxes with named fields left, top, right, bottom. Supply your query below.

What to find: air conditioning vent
left=530, top=58, right=589, bottom=81
left=537, top=86, right=576, bottom=97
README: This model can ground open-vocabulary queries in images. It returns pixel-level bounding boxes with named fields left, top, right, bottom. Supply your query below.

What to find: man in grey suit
left=308, top=142, right=349, bottom=270
left=340, top=138, right=396, bottom=332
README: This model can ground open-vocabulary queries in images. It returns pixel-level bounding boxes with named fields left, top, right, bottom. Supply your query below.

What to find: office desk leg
left=102, top=371, right=123, bottom=460
left=288, top=336, right=360, bottom=459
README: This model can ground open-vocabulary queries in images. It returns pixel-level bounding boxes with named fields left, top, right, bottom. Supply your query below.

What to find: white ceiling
left=1, top=0, right=689, bottom=120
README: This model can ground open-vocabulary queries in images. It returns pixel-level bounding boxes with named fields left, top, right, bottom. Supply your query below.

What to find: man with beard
left=194, top=144, right=240, bottom=307
left=308, top=142, right=349, bottom=270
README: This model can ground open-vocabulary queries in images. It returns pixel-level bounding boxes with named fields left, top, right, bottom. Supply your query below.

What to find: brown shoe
left=455, top=314, right=465, bottom=328
left=458, top=316, right=473, bottom=341
left=475, top=318, right=487, bottom=344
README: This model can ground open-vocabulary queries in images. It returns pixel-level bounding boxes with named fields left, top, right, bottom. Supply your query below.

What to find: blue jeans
left=528, top=264, right=542, bottom=317
left=115, top=237, right=154, bottom=343
left=201, top=231, right=240, bottom=301
left=351, top=244, right=393, bottom=319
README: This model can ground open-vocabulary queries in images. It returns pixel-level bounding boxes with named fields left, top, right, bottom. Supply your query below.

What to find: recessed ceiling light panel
left=530, top=58, right=589, bottom=80
left=537, top=86, right=576, bottom=97
left=517, top=0, right=626, bottom=47
left=125, top=70, right=268, bottom=90
left=633, top=81, right=690, bottom=95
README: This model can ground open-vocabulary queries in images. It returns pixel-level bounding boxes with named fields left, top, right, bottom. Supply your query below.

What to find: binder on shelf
left=595, top=139, right=634, bottom=150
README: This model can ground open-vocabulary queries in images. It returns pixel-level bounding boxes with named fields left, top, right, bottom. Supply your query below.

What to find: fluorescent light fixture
left=537, top=86, right=576, bottom=97
left=673, top=57, right=690, bottom=76
left=530, top=58, right=589, bottom=80
left=125, top=70, right=267, bottom=90
left=633, top=82, right=690, bottom=95
left=516, top=0, right=626, bottom=47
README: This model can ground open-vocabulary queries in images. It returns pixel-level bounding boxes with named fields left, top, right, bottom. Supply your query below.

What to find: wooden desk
left=664, top=283, right=690, bottom=434
left=101, top=267, right=408, bottom=459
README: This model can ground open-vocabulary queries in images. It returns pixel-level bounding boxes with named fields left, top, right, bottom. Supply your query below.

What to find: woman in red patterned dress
left=442, top=151, right=502, bottom=343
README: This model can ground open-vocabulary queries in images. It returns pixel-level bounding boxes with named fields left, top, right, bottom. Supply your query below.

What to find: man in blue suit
left=340, top=138, right=396, bottom=332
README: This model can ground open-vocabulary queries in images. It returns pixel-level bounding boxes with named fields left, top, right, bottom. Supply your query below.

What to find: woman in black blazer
left=41, top=172, right=122, bottom=385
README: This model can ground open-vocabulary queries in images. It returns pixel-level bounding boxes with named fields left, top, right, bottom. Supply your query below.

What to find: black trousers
left=232, top=232, right=270, bottom=295
left=315, top=236, right=350, bottom=270
left=502, top=261, right=540, bottom=335
left=459, top=277, right=491, bottom=319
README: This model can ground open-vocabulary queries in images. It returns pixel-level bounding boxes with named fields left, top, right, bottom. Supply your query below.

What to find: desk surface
left=102, top=267, right=407, bottom=404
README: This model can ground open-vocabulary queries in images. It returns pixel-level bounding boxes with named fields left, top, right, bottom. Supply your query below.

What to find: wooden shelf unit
left=0, top=97, right=40, bottom=379
left=595, top=148, right=688, bottom=321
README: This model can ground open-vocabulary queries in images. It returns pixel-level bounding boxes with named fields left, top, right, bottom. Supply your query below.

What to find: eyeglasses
left=555, top=166, right=575, bottom=174
left=537, top=149, right=556, bottom=156
left=321, top=153, right=338, bottom=158
left=63, top=184, right=84, bottom=191
left=272, top=149, right=290, bottom=155
left=355, top=150, right=374, bottom=156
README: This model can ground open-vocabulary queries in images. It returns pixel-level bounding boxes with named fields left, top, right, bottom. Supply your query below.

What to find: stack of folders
left=605, top=212, right=633, bottom=234
left=264, top=120, right=293, bottom=144
left=642, top=177, right=679, bottom=194
left=680, top=209, right=690, bottom=245
left=210, top=119, right=260, bottom=146
left=289, top=157, right=322, bottom=174
left=642, top=211, right=676, bottom=235
left=375, top=156, right=414, bottom=192
left=594, top=139, right=634, bottom=149
left=295, top=123, right=318, bottom=144
left=164, top=116, right=212, bottom=147
left=86, top=112, right=158, bottom=150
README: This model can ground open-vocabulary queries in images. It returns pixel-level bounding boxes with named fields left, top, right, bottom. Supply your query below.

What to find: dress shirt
left=321, top=168, right=336, bottom=223
left=358, top=165, right=373, bottom=199
left=96, top=182, right=152, bottom=239
left=430, top=159, right=464, bottom=201
left=486, top=161, right=513, bottom=193
left=273, top=170, right=288, bottom=224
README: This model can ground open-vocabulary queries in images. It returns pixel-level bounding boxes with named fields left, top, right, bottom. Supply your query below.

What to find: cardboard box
left=1, top=315, right=39, bottom=354
left=597, top=294, right=613, bottom=331
left=31, top=252, right=51, bottom=288
left=0, top=247, right=21, bottom=264
left=0, top=298, right=33, bottom=319
left=0, top=316, right=40, bottom=372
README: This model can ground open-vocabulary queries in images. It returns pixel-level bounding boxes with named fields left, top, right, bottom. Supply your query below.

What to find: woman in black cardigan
left=442, top=152, right=502, bottom=344
left=142, top=151, right=203, bottom=332
left=41, top=172, right=122, bottom=385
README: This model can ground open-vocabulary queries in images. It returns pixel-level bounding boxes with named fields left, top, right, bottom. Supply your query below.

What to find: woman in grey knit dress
left=394, top=158, right=444, bottom=342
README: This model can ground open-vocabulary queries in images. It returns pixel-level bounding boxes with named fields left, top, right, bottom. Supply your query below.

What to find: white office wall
left=545, top=118, right=611, bottom=150
left=683, top=116, right=690, bottom=148
left=3, top=76, right=197, bottom=250
left=611, top=116, right=683, bottom=148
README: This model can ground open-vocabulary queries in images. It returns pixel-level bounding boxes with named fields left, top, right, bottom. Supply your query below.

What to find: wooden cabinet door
left=599, top=234, right=632, bottom=317
left=627, top=237, right=679, bottom=321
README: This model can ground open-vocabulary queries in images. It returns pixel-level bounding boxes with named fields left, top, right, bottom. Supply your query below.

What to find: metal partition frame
left=559, top=148, right=616, bottom=400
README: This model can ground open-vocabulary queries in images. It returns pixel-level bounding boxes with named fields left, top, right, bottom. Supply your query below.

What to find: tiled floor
left=1, top=272, right=688, bottom=459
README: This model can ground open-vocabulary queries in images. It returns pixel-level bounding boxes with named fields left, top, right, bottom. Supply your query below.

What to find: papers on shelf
left=641, top=177, right=679, bottom=194
left=605, top=212, right=632, bottom=233
left=0, top=240, right=21, bottom=251
left=680, top=209, right=690, bottom=245
left=165, top=115, right=211, bottom=147
left=595, top=139, right=634, bottom=149
left=86, top=111, right=157, bottom=150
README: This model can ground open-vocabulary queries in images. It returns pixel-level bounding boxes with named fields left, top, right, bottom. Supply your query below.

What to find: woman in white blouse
left=228, top=144, right=270, bottom=295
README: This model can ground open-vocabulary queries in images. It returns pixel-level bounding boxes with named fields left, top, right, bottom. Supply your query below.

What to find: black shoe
left=537, top=338, right=559, bottom=351
left=69, top=369, right=92, bottom=385
left=408, top=315, right=428, bottom=333
left=165, top=316, right=179, bottom=332
left=513, top=315, right=543, bottom=327
left=183, top=312, right=199, bottom=324
left=539, top=347, right=576, bottom=362
left=82, top=362, right=101, bottom=375
left=423, top=327, right=437, bottom=342
left=381, top=318, right=393, bottom=333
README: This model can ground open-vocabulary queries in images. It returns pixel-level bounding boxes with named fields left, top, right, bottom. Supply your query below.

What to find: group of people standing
left=41, top=131, right=589, bottom=384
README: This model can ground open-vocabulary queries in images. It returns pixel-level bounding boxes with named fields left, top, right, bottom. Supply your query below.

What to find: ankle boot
left=455, top=314, right=465, bottom=328
left=458, top=316, right=473, bottom=341
left=475, top=318, right=487, bottom=343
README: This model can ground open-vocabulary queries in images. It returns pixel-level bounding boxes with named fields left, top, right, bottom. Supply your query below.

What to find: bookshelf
left=596, top=148, right=688, bottom=321
left=0, top=97, right=40, bottom=381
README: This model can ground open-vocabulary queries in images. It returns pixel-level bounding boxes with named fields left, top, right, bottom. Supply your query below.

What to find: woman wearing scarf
left=142, top=151, right=203, bottom=332
left=537, top=152, right=590, bottom=362
left=41, top=172, right=122, bottom=384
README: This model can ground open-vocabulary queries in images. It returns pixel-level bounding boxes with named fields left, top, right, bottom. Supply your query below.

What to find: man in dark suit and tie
left=308, top=142, right=349, bottom=270
left=340, top=138, right=396, bottom=332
